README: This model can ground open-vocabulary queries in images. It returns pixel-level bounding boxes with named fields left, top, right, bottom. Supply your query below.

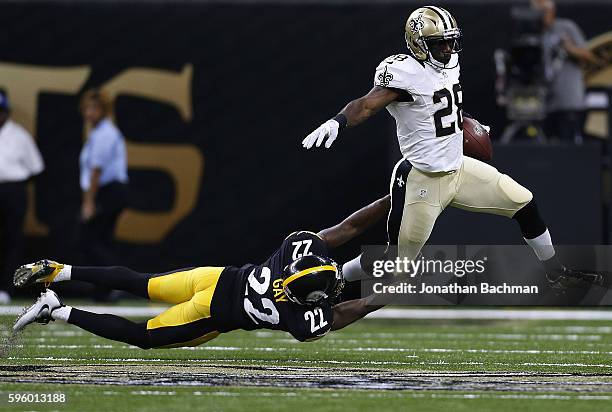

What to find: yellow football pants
left=145, top=266, right=224, bottom=348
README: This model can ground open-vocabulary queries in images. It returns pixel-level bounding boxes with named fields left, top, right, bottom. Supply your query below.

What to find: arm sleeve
left=88, top=130, right=115, bottom=169
left=566, top=20, right=587, bottom=48
left=374, top=63, right=409, bottom=90
left=20, top=131, right=44, bottom=176
left=290, top=302, right=334, bottom=342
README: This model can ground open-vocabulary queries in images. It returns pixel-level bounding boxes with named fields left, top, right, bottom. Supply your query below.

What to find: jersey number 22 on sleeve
left=433, top=83, right=462, bottom=137
left=291, top=239, right=313, bottom=260
left=304, top=307, right=328, bottom=333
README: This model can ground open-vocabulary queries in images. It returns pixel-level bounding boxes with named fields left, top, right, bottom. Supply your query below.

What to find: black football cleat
left=547, top=267, right=604, bottom=290
left=13, top=260, right=64, bottom=288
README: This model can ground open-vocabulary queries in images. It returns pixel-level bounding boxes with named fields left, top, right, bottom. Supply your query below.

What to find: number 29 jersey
left=210, top=231, right=334, bottom=342
left=374, top=53, right=463, bottom=173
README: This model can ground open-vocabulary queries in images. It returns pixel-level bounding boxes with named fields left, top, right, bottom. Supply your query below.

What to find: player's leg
left=73, top=277, right=220, bottom=348
left=343, top=159, right=446, bottom=280
left=395, top=163, right=455, bottom=263
left=14, top=262, right=224, bottom=304
left=14, top=279, right=221, bottom=348
left=449, top=156, right=556, bottom=262
left=450, top=156, right=601, bottom=285
left=343, top=159, right=414, bottom=281
left=12, top=289, right=153, bottom=349
left=343, top=159, right=412, bottom=281
left=14, top=262, right=151, bottom=298
left=143, top=280, right=220, bottom=347
left=146, top=266, right=224, bottom=304
left=449, top=156, right=532, bottom=217
left=396, top=202, right=441, bottom=264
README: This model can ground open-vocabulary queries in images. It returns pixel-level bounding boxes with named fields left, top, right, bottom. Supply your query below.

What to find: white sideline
left=1, top=305, right=612, bottom=320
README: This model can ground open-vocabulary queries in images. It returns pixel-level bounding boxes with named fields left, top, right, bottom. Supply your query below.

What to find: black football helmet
left=282, top=255, right=344, bottom=306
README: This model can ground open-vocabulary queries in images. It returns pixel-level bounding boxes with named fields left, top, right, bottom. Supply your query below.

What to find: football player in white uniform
left=302, top=5, right=601, bottom=289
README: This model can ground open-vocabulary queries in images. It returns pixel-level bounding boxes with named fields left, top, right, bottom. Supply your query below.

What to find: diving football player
left=13, top=196, right=390, bottom=347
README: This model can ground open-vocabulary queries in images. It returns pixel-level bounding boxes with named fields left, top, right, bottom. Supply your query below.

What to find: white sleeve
left=373, top=56, right=415, bottom=91
left=20, top=130, right=45, bottom=176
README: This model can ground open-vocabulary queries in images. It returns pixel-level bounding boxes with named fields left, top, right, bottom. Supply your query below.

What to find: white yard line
left=2, top=305, right=612, bottom=320
left=367, top=308, right=612, bottom=320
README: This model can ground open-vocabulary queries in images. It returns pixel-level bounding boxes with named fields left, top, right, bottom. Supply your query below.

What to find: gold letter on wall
left=100, top=64, right=204, bottom=243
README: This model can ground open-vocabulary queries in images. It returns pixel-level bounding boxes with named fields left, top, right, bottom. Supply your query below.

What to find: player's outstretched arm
left=302, top=86, right=401, bottom=149
left=318, top=195, right=390, bottom=249
left=332, top=275, right=405, bottom=330
left=331, top=294, right=383, bottom=331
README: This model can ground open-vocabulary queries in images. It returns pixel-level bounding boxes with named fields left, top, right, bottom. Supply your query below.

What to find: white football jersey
left=374, top=54, right=463, bottom=172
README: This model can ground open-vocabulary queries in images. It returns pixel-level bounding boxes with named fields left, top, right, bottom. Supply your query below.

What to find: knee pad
left=398, top=219, right=433, bottom=246
left=498, top=174, right=533, bottom=209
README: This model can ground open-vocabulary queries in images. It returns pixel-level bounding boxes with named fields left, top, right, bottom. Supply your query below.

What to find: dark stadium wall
left=0, top=1, right=607, bottom=274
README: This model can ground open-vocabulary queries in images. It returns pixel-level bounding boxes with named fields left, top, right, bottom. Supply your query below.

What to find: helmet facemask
left=421, top=29, right=462, bottom=69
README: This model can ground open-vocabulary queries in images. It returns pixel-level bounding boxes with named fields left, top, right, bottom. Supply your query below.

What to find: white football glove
left=302, top=119, right=340, bottom=149
left=482, top=124, right=491, bottom=134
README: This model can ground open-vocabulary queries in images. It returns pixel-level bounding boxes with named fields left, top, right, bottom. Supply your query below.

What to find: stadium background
left=0, top=0, right=610, bottom=276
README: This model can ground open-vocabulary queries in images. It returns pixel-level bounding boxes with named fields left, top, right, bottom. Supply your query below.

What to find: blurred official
left=0, top=91, right=44, bottom=302
left=79, top=89, right=128, bottom=300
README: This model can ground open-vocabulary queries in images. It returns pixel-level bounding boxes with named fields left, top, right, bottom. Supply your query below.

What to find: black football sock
left=513, top=200, right=547, bottom=239
left=71, top=266, right=150, bottom=298
left=67, top=308, right=152, bottom=349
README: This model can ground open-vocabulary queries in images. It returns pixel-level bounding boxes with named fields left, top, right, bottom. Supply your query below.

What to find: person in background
left=79, top=89, right=128, bottom=301
left=531, top=0, right=600, bottom=144
left=0, top=91, right=45, bottom=303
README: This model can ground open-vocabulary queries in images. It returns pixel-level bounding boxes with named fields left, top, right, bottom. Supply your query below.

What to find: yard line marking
left=418, top=348, right=611, bottom=355
left=26, top=343, right=610, bottom=356
left=368, top=308, right=612, bottom=320
left=2, top=306, right=612, bottom=320
left=130, top=391, right=177, bottom=396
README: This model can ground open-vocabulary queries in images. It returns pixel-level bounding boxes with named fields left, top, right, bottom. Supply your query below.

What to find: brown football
left=463, top=117, right=493, bottom=161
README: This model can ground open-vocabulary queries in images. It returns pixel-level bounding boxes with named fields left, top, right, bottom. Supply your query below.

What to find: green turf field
left=2, top=314, right=612, bottom=411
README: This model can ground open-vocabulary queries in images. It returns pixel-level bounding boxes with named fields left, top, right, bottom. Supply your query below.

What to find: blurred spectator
left=79, top=89, right=128, bottom=301
left=0, top=91, right=44, bottom=303
left=532, top=0, right=600, bottom=144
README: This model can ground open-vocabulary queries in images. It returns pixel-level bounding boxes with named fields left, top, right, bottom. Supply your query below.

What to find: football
left=463, top=117, right=493, bottom=161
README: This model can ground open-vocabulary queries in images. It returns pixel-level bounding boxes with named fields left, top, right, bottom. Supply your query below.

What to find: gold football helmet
left=405, top=6, right=462, bottom=68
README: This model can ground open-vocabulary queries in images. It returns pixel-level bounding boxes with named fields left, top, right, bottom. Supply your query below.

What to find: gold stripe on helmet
left=282, top=265, right=337, bottom=288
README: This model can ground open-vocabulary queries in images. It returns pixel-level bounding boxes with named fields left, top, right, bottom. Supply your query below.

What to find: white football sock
left=524, top=229, right=556, bottom=261
left=342, top=255, right=371, bottom=282
left=51, top=306, right=72, bottom=322
left=54, top=265, right=72, bottom=282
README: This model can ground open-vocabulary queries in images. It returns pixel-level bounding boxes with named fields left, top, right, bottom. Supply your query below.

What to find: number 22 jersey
left=210, top=231, right=334, bottom=342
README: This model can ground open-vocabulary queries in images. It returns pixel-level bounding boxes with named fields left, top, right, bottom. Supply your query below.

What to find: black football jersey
left=210, top=231, right=334, bottom=342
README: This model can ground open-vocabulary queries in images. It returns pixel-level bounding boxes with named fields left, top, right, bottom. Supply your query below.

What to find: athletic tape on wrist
left=332, top=113, right=348, bottom=130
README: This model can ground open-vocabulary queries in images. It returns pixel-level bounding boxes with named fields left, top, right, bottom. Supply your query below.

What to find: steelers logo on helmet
left=282, top=255, right=344, bottom=306
left=404, top=5, right=462, bottom=69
